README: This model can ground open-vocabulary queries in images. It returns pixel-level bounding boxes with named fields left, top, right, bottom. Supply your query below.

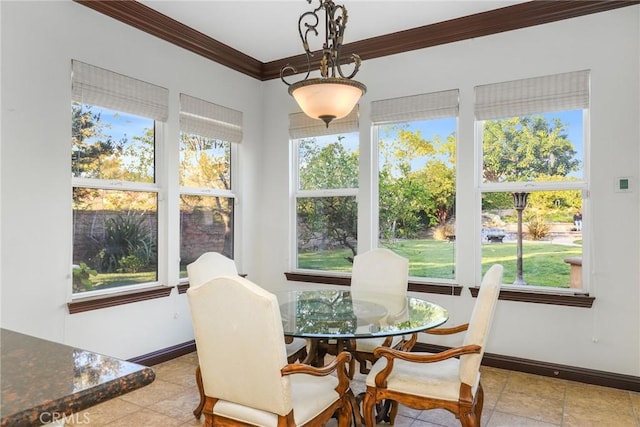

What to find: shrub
left=118, top=255, right=146, bottom=273
left=72, top=262, right=98, bottom=292
left=433, top=223, right=456, bottom=241
left=92, top=213, right=156, bottom=273
left=527, top=216, right=550, bottom=240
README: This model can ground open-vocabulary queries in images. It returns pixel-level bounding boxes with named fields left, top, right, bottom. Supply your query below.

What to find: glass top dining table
left=275, top=288, right=449, bottom=339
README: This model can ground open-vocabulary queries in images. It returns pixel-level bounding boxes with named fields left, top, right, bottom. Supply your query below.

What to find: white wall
left=0, top=0, right=264, bottom=359
left=260, top=7, right=640, bottom=376
left=2, top=1, right=639, bottom=376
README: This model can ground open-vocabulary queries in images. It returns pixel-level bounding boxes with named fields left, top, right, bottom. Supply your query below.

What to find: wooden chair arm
left=374, top=343, right=481, bottom=363
left=281, top=351, right=351, bottom=394
left=422, top=323, right=469, bottom=335
left=372, top=344, right=481, bottom=388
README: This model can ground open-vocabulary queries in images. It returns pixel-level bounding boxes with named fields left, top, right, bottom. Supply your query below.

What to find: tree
left=72, top=103, right=158, bottom=275
left=379, top=126, right=456, bottom=237
left=298, top=137, right=358, bottom=190
left=71, top=103, right=129, bottom=181
left=483, top=116, right=580, bottom=182
left=179, top=134, right=234, bottom=258
left=411, top=158, right=456, bottom=226
left=297, top=137, right=358, bottom=261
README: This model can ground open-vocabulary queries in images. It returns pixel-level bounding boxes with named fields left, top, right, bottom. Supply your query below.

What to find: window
left=179, top=94, right=242, bottom=278
left=71, top=60, right=168, bottom=294
left=372, top=90, right=459, bottom=281
left=475, top=70, right=589, bottom=290
left=290, top=109, right=359, bottom=272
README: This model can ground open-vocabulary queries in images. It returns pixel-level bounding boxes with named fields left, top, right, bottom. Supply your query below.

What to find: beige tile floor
left=71, top=351, right=640, bottom=426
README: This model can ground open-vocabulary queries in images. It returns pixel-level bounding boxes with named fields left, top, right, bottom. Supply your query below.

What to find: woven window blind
left=179, top=94, right=243, bottom=143
left=475, top=70, right=590, bottom=120
left=71, top=60, right=169, bottom=121
left=289, top=107, right=359, bottom=139
left=371, top=89, right=459, bottom=125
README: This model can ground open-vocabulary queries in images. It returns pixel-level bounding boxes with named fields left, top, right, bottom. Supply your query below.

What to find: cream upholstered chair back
left=187, top=275, right=292, bottom=416
left=351, top=248, right=409, bottom=296
left=459, top=264, right=503, bottom=386
left=187, top=252, right=238, bottom=289
left=349, top=248, right=410, bottom=376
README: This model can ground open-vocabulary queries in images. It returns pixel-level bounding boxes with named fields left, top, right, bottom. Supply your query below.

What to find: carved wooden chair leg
left=474, top=383, right=485, bottom=425
left=301, top=338, right=318, bottom=365
left=339, top=338, right=356, bottom=379
left=193, top=365, right=205, bottom=419
left=389, top=400, right=399, bottom=425
left=363, top=390, right=377, bottom=427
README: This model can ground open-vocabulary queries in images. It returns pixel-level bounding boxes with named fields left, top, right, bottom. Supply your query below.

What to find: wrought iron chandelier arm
left=281, top=0, right=366, bottom=127
left=280, top=49, right=314, bottom=86
left=280, top=2, right=321, bottom=86
left=336, top=53, right=362, bottom=79
left=299, top=5, right=321, bottom=55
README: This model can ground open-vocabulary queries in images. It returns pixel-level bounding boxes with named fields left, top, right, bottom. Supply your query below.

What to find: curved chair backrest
left=460, top=264, right=503, bottom=386
left=351, top=248, right=409, bottom=297
left=187, top=252, right=238, bottom=289
left=187, top=275, right=292, bottom=416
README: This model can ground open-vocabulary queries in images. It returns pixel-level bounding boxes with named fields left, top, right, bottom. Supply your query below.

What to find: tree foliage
left=72, top=103, right=158, bottom=275
left=179, top=133, right=234, bottom=258
left=297, top=137, right=358, bottom=261
left=299, top=114, right=581, bottom=252
left=298, top=137, right=358, bottom=190
left=482, top=116, right=580, bottom=182
left=379, top=126, right=456, bottom=239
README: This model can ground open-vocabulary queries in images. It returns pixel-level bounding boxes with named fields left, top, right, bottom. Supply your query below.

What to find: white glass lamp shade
left=289, top=77, right=366, bottom=126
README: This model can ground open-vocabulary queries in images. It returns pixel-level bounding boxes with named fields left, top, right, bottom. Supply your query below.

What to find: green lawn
left=481, top=241, right=581, bottom=287
left=299, top=239, right=582, bottom=288
left=86, top=239, right=582, bottom=290
left=90, top=271, right=157, bottom=290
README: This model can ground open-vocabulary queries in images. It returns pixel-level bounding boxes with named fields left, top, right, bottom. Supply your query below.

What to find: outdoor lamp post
left=512, top=192, right=529, bottom=285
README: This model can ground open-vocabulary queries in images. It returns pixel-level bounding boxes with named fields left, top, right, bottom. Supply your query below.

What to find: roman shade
left=475, top=70, right=590, bottom=120
left=371, top=89, right=459, bottom=125
left=180, top=93, right=243, bottom=143
left=71, top=59, right=169, bottom=121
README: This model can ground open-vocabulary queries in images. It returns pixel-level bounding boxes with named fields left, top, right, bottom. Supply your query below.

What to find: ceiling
left=137, top=1, right=526, bottom=63
left=76, top=1, right=637, bottom=80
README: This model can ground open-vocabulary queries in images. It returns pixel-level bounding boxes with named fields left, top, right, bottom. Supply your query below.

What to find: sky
left=93, top=105, right=584, bottom=180
left=348, top=110, right=583, bottom=177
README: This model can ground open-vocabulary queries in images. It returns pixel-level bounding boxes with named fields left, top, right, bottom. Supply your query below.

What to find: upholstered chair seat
left=362, top=264, right=504, bottom=427
left=212, top=373, right=341, bottom=426
left=366, top=351, right=478, bottom=401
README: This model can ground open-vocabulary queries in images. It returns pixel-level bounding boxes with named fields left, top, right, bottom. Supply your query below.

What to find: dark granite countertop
left=1, top=328, right=155, bottom=426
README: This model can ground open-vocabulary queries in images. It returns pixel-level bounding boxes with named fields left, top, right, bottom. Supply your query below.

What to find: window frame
left=289, top=133, right=359, bottom=274
left=369, top=89, right=460, bottom=285
left=71, top=119, right=165, bottom=298
left=475, top=108, right=590, bottom=293
left=177, top=93, right=243, bottom=281
left=371, top=117, right=459, bottom=285
left=178, top=137, right=238, bottom=282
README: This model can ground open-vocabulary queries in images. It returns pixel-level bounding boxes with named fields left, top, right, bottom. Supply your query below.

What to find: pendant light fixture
left=281, top=0, right=366, bottom=127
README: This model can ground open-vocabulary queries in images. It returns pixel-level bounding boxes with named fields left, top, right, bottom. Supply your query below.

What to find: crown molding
left=74, top=0, right=264, bottom=79
left=75, top=0, right=638, bottom=81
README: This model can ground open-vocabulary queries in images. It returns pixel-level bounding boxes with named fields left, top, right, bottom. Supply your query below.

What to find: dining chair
left=186, top=251, right=239, bottom=289
left=362, top=264, right=504, bottom=427
left=350, top=248, right=411, bottom=375
left=186, top=252, right=308, bottom=420
left=187, top=275, right=354, bottom=427
left=187, top=251, right=308, bottom=361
